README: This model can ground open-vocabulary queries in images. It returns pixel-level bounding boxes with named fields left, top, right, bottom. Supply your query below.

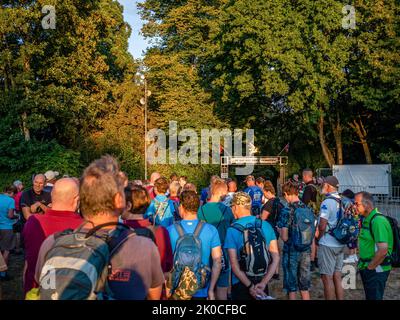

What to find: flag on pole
left=284, top=143, right=290, bottom=153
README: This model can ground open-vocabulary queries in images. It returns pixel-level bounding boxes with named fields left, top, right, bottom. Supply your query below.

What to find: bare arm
left=317, top=217, right=328, bottom=241
left=228, top=249, right=257, bottom=298
left=368, top=243, right=389, bottom=270
left=255, top=240, right=280, bottom=293
left=147, top=285, right=163, bottom=300
left=261, top=210, right=271, bottom=221
left=22, top=206, right=32, bottom=221
left=208, top=246, right=222, bottom=300
left=7, top=209, right=16, bottom=219
left=280, top=227, right=289, bottom=242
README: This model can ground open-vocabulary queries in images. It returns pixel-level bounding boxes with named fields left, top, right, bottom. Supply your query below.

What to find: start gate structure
left=220, top=156, right=289, bottom=195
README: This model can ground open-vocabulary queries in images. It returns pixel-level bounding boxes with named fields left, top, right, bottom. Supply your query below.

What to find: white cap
left=44, top=170, right=60, bottom=181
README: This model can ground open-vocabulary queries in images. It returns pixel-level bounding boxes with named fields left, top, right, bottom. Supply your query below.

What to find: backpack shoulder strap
left=108, top=226, right=137, bottom=256
left=255, top=218, right=263, bottom=229
left=215, top=205, right=227, bottom=230
left=231, top=222, right=245, bottom=233
left=174, top=221, right=186, bottom=237
left=193, top=221, right=205, bottom=238
left=368, top=213, right=385, bottom=241
left=200, top=205, right=208, bottom=223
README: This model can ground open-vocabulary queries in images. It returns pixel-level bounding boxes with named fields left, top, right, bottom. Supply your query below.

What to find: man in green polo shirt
left=355, top=191, right=393, bottom=300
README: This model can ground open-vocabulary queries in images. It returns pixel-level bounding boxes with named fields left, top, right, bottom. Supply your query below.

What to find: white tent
left=332, top=164, right=392, bottom=195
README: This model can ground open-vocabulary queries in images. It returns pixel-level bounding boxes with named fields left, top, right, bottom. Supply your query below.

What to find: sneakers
left=343, top=254, right=359, bottom=264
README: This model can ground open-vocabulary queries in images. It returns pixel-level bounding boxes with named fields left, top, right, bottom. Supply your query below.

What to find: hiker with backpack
left=166, top=190, right=222, bottom=300
left=355, top=191, right=395, bottom=300
left=22, top=178, right=83, bottom=296
left=198, top=178, right=235, bottom=300
left=342, top=189, right=360, bottom=264
left=225, top=192, right=279, bottom=300
left=145, top=177, right=177, bottom=228
left=261, top=180, right=284, bottom=280
left=316, top=176, right=347, bottom=300
left=243, top=175, right=264, bottom=216
left=34, top=156, right=164, bottom=300
left=278, top=182, right=316, bottom=300
left=123, top=185, right=173, bottom=275
left=300, top=168, right=319, bottom=272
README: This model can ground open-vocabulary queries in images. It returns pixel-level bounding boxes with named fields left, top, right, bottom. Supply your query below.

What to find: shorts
left=318, top=245, right=345, bottom=276
left=282, top=248, right=311, bottom=293
left=0, top=229, right=16, bottom=251
left=217, top=269, right=230, bottom=288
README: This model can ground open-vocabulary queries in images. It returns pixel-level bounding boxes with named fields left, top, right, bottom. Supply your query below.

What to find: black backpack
left=232, top=219, right=272, bottom=278
left=369, top=213, right=400, bottom=268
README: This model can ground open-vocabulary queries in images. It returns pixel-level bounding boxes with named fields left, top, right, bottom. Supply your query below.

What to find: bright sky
left=117, top=0, right=150, bottom=59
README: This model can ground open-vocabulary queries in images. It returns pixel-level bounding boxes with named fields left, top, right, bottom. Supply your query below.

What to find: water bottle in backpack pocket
left=232, top=219, right=272, bottom=278
left=290, top=206, right=316, bottom=252
left=167, top=221, right=210, bottom=300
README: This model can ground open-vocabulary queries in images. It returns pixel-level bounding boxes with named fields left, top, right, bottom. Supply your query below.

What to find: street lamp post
left=140, top=75, right=151, bottom=181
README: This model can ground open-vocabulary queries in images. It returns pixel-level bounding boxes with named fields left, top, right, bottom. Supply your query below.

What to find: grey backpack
left=38, top=222, right=135, bottom=300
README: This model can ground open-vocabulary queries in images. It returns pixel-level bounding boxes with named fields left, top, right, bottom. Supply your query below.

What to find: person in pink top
left=22, top=178, right=83, bottom=295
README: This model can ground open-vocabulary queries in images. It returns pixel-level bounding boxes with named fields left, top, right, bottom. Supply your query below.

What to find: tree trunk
left=21, top=112, right=30, bottom=142
left=350, top=118, right=372, bottom=164
left=319, top=113, right=335, bottom=167
left=331, top=111, right=343, bottom=165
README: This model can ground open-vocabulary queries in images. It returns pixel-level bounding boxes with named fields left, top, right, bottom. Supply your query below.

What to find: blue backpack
left=289, top=204, right=316, bottom=252
left=328, top=197, right=359, bottom=245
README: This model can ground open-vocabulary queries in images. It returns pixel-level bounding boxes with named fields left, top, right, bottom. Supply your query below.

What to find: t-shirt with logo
left=318, top=192, right=346, bottom=248
left=243, top=186, right=263, bottom=209
left=224, top=216, right=276, bottom=285
left=167, top=219, right=221, bottom=298
left=0, top=194, right=16, bottom=230
left=145, top=194, right=176, bottom=228
left=358, top=209, right=393, bottom=272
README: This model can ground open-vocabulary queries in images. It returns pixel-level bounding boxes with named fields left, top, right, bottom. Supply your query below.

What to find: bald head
left=51, top=178, right=80, bottom=212
left=150, top=172, right=161, bottom=184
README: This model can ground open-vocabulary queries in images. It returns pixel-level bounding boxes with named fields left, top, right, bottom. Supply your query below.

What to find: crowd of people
left=0, top=156, right=396, bottom=301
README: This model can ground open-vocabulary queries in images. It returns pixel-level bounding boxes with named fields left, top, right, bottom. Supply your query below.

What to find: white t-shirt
left=318, top=192, right=346, bottom=248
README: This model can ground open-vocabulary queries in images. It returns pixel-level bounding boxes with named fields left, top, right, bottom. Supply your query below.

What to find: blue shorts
left=217, top=269, right=230, bottom=288
left=282, top=249, right=311, bottom=293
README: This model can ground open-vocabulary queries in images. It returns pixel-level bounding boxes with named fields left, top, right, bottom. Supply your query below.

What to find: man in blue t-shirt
left=225, top=192, right=279, bottom=300
left=0, top=185, right=18, bottom=280
left=243, top=175, right=264, bottom=216
left=145, top=177, right=177, bottom=228
left=167, top=190, right=222, bottom=300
